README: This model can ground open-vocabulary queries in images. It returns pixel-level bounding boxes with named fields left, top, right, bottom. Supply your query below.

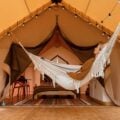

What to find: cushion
left=67, top=57, right=95, bottom=80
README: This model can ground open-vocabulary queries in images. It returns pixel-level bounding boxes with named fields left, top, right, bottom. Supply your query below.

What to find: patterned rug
left=18, top=95, right=91, bottom=106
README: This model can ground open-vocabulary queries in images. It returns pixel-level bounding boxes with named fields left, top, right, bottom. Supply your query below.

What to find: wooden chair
left=12, top=79, right=30, bottom=101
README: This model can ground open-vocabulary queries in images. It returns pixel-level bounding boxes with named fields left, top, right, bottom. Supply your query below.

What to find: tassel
left=41, top=72, right=44, bottom=80
left=52, top=79, right=56, bottom=88
left=34, top=65, right=37, bottom=70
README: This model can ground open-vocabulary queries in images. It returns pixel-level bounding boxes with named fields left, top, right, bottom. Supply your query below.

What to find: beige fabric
left=68, top=57, right=94, bottom=80
left=1, top=63, right=11, bottom=75
left=105, top=43, right=120, bottom=106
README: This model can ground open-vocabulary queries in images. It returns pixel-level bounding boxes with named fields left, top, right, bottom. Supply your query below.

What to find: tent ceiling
left=64, top=0, right=120, bottom=31
left=0, top=0, right=120, bottom=48
left=0, top=0, right=120, bottom=34
left=0, top=0, right=50, bottom=33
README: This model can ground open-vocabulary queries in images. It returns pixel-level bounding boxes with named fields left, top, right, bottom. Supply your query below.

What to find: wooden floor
left=1, top=95, right=118, bottom=120
left=0, top=106, right=120, bottom=120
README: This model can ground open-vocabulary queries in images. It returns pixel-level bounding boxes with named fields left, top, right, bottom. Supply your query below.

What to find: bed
left=33, top=75, right=79, bottom=99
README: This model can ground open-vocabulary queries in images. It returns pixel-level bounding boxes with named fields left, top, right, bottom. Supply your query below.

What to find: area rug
left=19, top=98, right=88, bottom=106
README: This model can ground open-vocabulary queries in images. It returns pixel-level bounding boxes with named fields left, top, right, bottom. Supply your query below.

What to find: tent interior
left=0, top=0, right=120, bottom=107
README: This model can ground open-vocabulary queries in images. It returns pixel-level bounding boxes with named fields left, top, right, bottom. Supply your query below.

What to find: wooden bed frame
left=33, top=86, right=78, bottom=99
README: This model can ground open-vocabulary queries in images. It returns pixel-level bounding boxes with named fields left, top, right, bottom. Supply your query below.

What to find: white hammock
left=19, top=24, right=120, bottom=93
left=43, top=59, right=82, bottom=73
